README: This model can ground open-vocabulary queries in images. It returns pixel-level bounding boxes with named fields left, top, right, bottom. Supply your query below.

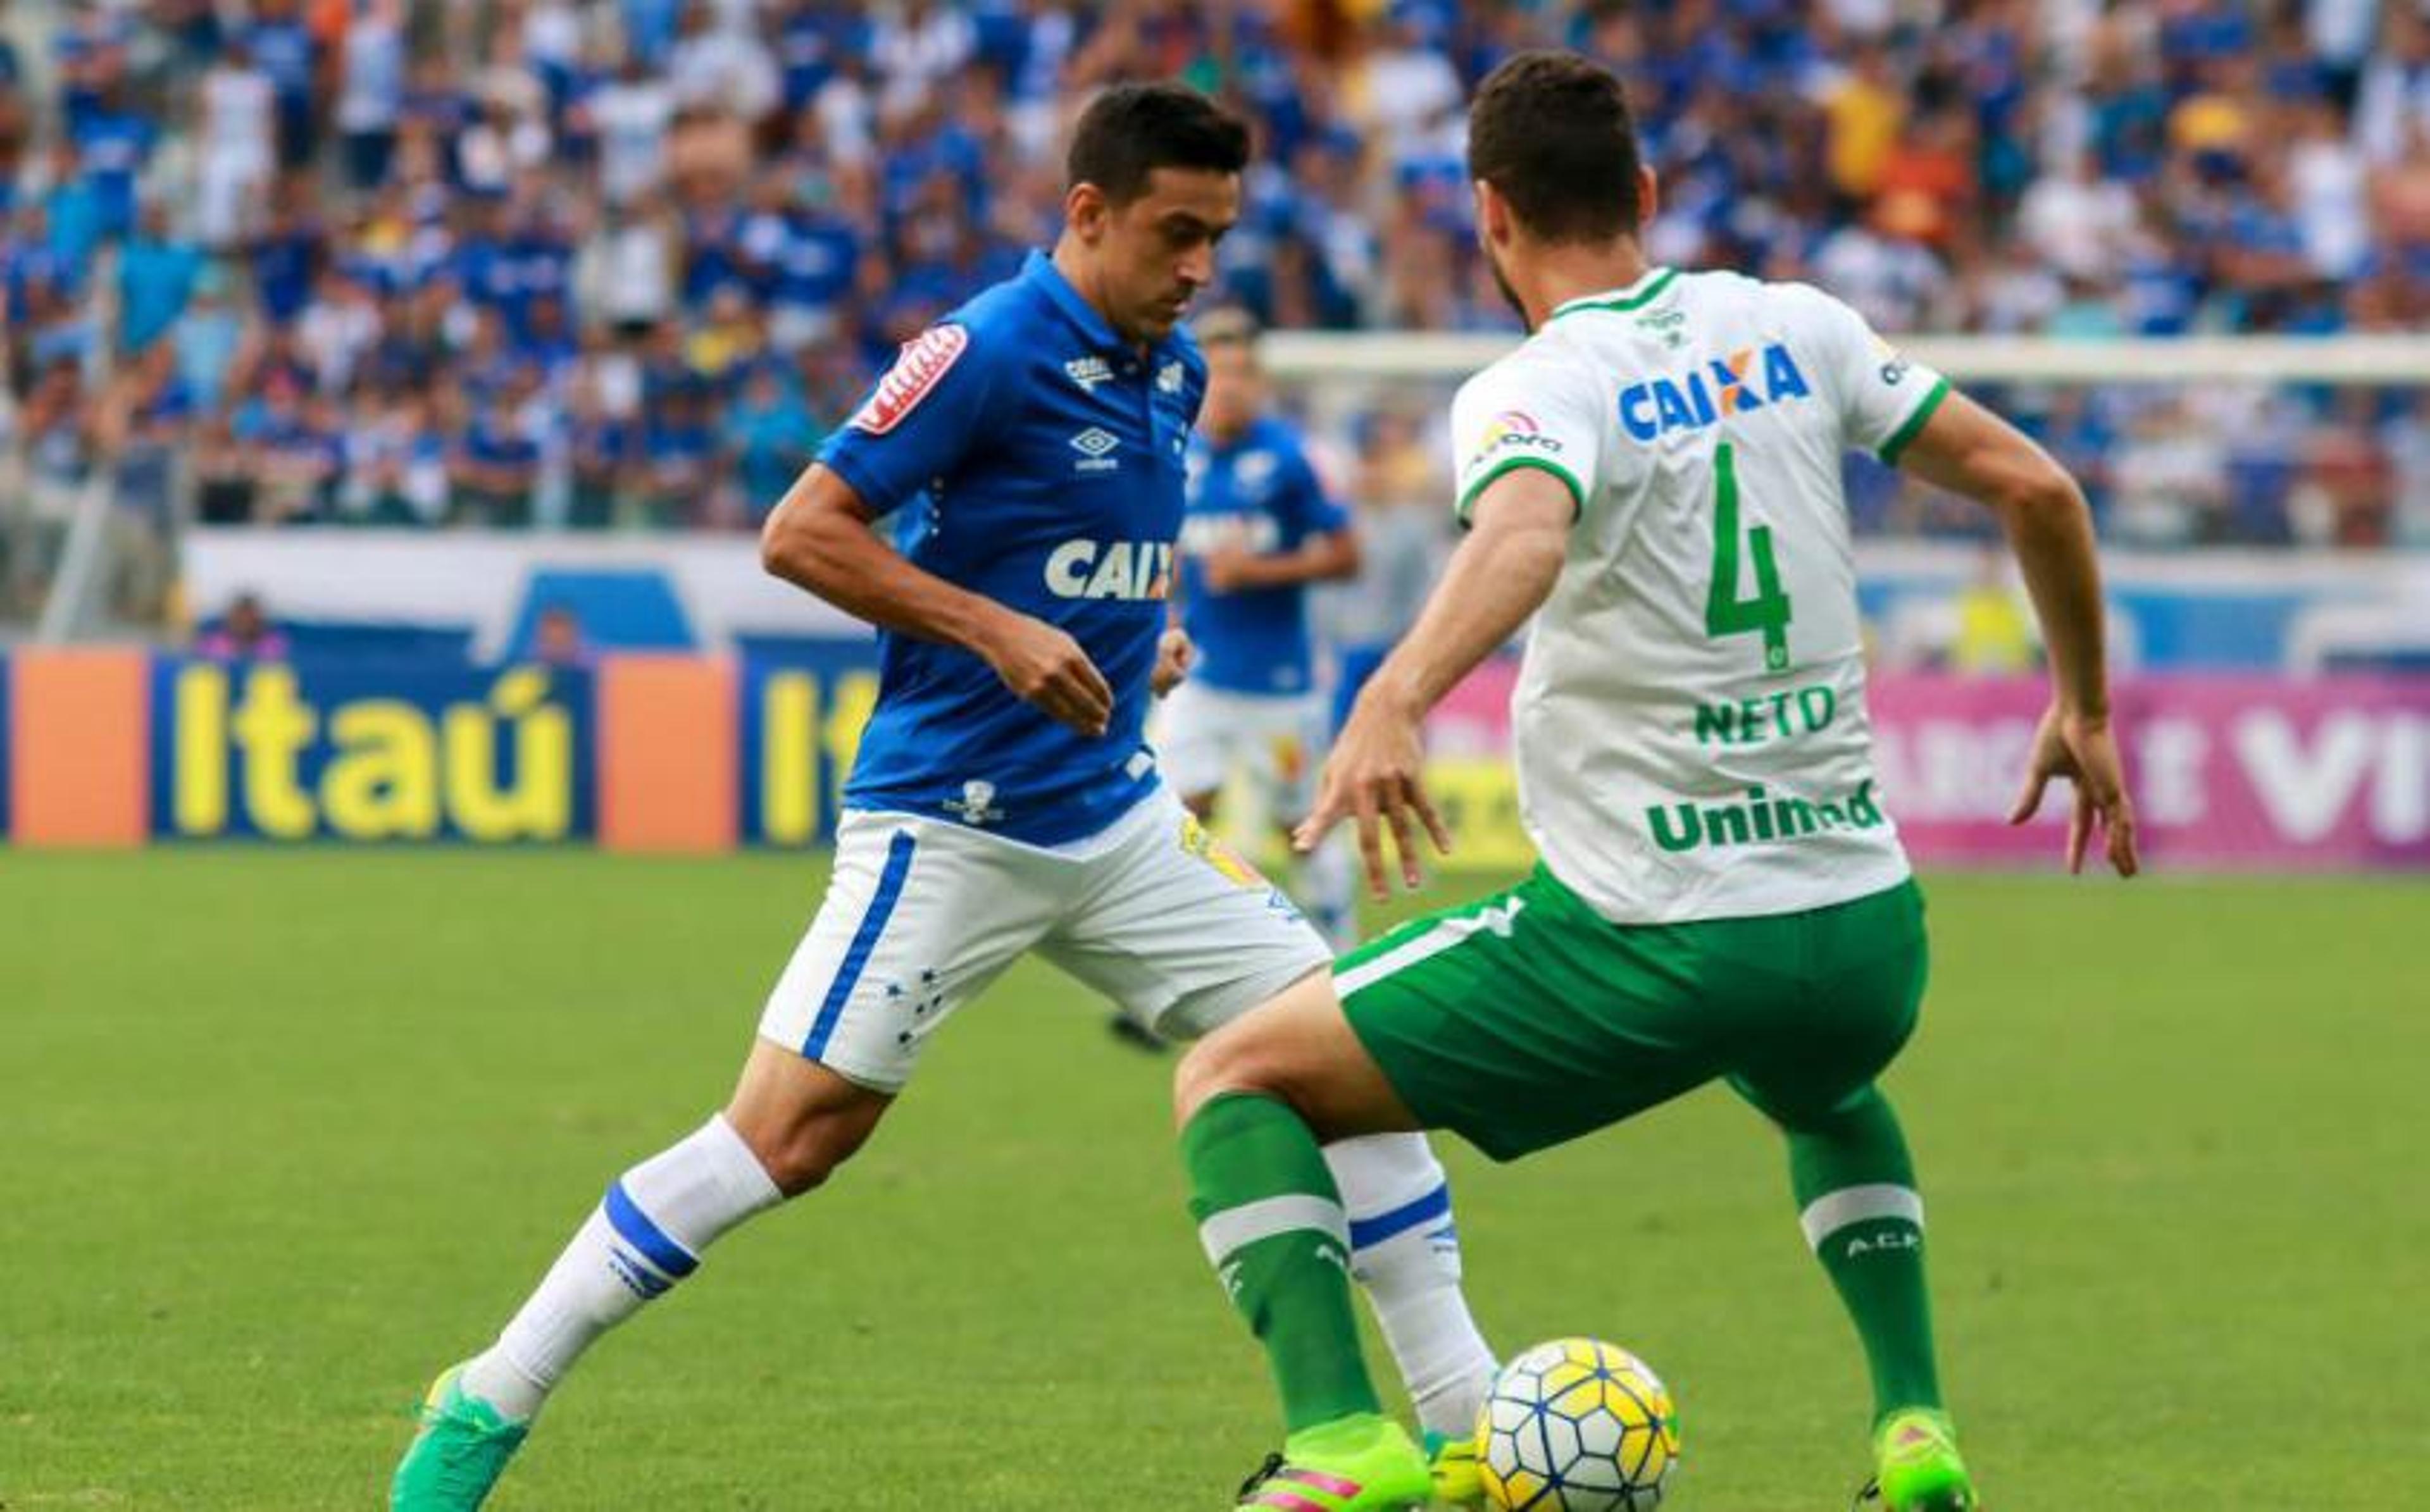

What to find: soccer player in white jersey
left=389, top=84, right=1492, bottom=1509
left=1158, top=307, right=1364, bottom=950
left=1171, top=53, right=2138, bottom=1512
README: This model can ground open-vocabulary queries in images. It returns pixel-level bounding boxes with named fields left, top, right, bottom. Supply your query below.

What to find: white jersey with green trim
left=1448, top=266, right=1950, bottom=925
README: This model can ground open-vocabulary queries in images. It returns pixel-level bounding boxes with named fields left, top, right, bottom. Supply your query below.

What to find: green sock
left=1183, top=1092, right=1382, bottom=1434
left=1785, top=1086, right=1944, bottom=1421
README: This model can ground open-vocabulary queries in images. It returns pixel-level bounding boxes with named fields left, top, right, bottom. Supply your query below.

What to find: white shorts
left=756, top=787, right=1330, bottom=1092
left=1154, top=681, right=1328, bottom=822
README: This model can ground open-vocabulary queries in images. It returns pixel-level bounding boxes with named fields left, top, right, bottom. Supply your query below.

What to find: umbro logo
left=1070, top=428, right=1121, bottom=472
left=1065, top=356, right=1112, bottom=393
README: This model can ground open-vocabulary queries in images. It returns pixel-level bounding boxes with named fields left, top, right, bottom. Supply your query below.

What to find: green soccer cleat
left=390, top=1363, right=530, bottom=1511
left=1422, top=1428, right=1486, bottom=1509
left=1235, top=1413, right=1433, bottom=1511
left=1856, top=1407, right=1977, bottom=1512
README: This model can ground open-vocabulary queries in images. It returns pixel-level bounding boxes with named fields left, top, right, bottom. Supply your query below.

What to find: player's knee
left=748, top=1119, right=867, bottom=1197
left=729, top=1100, right=886, bottom=1198
left=1173, top=1024, right=1287, bottom=1127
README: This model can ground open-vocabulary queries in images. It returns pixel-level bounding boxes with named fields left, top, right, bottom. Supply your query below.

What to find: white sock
left=1293, top=832, right=1360, bottom=952
left=1325, top=1132, right=1498, bottom=1439
left=461, top=1115, right=783, bottom=1420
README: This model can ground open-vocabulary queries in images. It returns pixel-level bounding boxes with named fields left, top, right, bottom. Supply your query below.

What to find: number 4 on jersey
left=1704, top=442, right=1793, bottom=672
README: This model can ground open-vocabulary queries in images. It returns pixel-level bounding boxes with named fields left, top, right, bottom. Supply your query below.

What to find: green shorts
left=1336, top=867, right=1928, bottom=1161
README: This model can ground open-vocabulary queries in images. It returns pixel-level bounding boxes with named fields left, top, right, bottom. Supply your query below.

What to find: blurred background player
left=387, top=82, right=1490, bottom=1511
left=1172, top=51, right=2136, bottom=1512
left=1162, top=307, right=1362, bottom=950
left=1109, top=307, right=1361, bottom=1054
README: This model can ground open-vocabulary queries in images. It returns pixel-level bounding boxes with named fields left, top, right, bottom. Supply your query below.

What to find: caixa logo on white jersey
left=1619, top=342, right=1812, bottom=442
left=1045, top=538, right=1174, bottom=600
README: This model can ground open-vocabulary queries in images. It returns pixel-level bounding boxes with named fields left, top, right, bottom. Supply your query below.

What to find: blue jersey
left=821, top=251, right=1205, bottom=845
left=1177, top=416, right=1349, bottom=696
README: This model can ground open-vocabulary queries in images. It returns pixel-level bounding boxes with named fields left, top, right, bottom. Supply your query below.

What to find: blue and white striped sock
left=462, top=1115, right=782, bottom=1419
left=1326, top=1133, right=1498, bottom=1439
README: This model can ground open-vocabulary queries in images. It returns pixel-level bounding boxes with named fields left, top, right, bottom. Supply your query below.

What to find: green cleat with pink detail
left=1234, top=1413, right=1433, bottom=1511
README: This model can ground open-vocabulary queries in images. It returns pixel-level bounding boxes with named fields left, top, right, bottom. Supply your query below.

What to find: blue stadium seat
left=509, top=570, right=695, bottom=657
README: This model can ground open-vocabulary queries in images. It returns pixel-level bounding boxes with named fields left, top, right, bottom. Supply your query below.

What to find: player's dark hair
left=1467, top=51, right=1645, bottom=245
left=1193, top=306, right=1261, bottom=350
left=1067, top=82, right=1251, bottom=206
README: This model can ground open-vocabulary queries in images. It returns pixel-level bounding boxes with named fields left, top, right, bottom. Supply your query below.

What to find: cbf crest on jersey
left=1619, top=343, right=1812, bottom=442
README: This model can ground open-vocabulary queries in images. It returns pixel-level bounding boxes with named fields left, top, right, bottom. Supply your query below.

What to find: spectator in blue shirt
left=724, top=363, right=820, bottom=520
left=251, top=191, right=323, bottom=325
left=39, top=142, right=105, bottom=275
left=69, top=80, right=152, bottom=240
left=452, top=366, right=543, bottom=528
left=247, top=0, right=318, bottom=170
left=513, top=290, right=581, bottom=384
left=117, top=201, right=204, bottom=355
left=3, top=201, right=66, bottom=326
left=639, top=383, right=720, bottom=528
left=564, top=373, right=637, bottom=530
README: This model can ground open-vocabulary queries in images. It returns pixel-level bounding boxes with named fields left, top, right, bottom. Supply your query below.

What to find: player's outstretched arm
left=761, top=465, right=1114, bottom=736
left=1894, top=391, right=2139, bottom=877
left=1202, top=525, right=1362, bottom=593
left=1299, top=469, right=1571, bottom=896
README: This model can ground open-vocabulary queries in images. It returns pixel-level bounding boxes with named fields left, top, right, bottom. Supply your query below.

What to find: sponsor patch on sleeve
left=850, top=324, right=970, bottom=435
left=1461, top=409, right=1564, bottom=476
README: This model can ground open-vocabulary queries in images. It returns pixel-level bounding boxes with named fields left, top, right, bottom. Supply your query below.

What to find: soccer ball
left=1476, top=1337, right=1680, bottom=1511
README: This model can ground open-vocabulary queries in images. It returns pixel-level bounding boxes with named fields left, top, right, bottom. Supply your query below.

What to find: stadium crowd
left=3, top=0, right=2429, bottom=617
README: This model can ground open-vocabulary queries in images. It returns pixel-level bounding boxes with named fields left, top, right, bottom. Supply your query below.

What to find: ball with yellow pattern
left=1476, top=1337, right=1680, bottom=1511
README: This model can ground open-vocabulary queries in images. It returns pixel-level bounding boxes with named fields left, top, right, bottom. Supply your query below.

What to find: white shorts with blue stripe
left=756, top=786, right=1331, bottom=1093
left=1153, top=682, right=1328, bottom=822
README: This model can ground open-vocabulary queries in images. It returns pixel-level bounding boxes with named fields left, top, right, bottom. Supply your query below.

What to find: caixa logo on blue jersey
left=1619, top=343, right=1813, bottom=442
left=1045, top=538, right=1175, bottom=600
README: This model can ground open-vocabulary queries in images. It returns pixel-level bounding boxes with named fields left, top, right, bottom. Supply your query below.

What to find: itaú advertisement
left=1424, top=665, right=2430, bottom=871
left=0, top=647, right=888, bottom=849
left=142, top=652, right=885, bottom=847
left=151, top=661, right=595, bottom=842
left=738, top=643, right=880, bottom=848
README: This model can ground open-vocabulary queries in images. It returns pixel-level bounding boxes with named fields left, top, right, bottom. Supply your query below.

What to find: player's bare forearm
left=1895, top=391, right=2109, bottom=717
left=1245, top=530, right=1362, bottom=588
left=1359, top=474, right=1570, bottom=721
left=1897, top=390, right=2138, bottom=875
left=761, top=465, right=1011, bottom=652
left=2002, top=488, right=2109, bottom=718
left=1299, top=475, right=1564, bottom=892
left=763, top=465, right=1113, bottom=735
left=1206, top=530, right=1361, bottom=592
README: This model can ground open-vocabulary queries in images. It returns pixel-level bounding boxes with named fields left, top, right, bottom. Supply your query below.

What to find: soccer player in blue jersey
left=390, top=84, right=1493, bottom=1510
left=1157, top=307, right=1364, bottom=950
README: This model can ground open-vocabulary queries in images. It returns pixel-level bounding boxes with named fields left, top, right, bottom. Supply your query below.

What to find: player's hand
left=979, top=610, right=1114, bottom=736
left=1294, top=691, right=1452, bottom=900
left=2010, top=703, right=2140, bottom=877
left=1151, top=628, right=1194, bottom=697
left=1200, top=547, right=1256, bottom=593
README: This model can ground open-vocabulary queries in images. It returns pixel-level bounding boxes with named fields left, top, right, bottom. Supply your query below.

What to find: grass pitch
left=5, top=850, right=2426, bottom=1509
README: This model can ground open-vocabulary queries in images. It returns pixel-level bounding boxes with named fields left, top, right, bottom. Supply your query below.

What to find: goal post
left=1262, top=331, right=2430, bottom=387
